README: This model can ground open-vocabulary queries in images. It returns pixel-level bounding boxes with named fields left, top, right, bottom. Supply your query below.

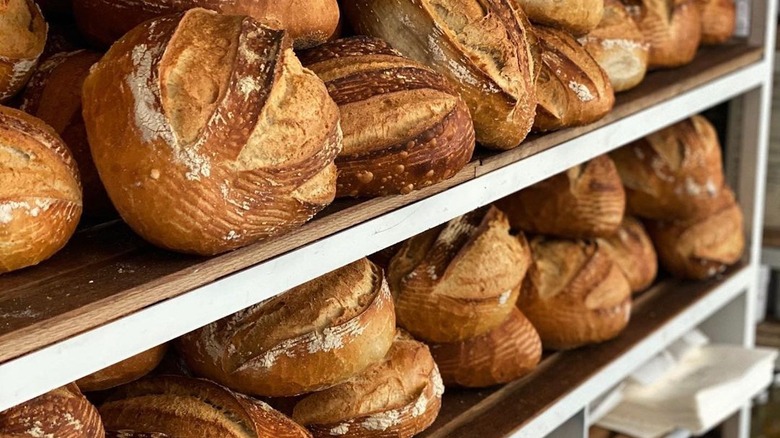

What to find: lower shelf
left=420, top=264, right=754, bottom=438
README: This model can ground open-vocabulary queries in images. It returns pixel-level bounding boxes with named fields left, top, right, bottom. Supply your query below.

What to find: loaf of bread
left=177, top=259, right=396, bottom=397
left=72, top=0, right=339, bottom=49
left=0, top=106, right=82, bottom=273
left=99, top=376, right=310, bottom=438
left=646, top=190, right=744, bottom=279
left=610, top=115, right=726, bottom=221
left=344, top=0, right=540, bottom=150
left=82, top=9, right=341, bottom=256
left=533, top=26, right=615, bottom=132
left=0, top=0, right=47, bottom=102
left=518, top=237, right=632, bottom=350
left=512, top=0, right=604, bottom=35
left=624, top=0, right=702, bottom=68
left=106, top=432, right=168, bottom=438
left=388, top=207, right=532, bottom=343
left=299, top=37, right=475, bottom=198
left=0, top=384, right=104, bottom=437
left=430, top=308, right=542, bottom=388
left=598, top=216, right=657, bottom=292
left=292, top=331, right=443, bottom=438
left=495, top=155, right=625, bottom=239
left=697, top=0, right=735, bottom=44
left=20, top=50, right=113, bottom=219
left=76, top=344, right=168, bottom=392
left=579, top=0, right=649, bottom=92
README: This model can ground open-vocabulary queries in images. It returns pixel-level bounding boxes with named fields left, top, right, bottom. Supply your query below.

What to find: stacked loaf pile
left=611, top=115, right=745, bottom=279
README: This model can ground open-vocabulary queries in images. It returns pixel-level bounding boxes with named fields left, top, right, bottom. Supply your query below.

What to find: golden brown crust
left=0, top=384, right=105, bottom=437
left=518, top=237, right=632, bottom=350
left=429, top=307, right=542, bottom=388
left=646, top=190, right=744, bottom=280
left=293, top=332, right=443, bottom=438
left=77, top=344, right=169, bottom=392
left=82, top=9, right=341, bottom=255
left=99, top=376, right=310, bottom=438
left=579, top=0, right=649, bottom=92
left=511, top=0, right=605, bottom=35
left=610, top=115, right=726, bottom=221
left=177, top=259, right=397, bottom=397
left=624, top=0, right=702, bottom=68
left=597, top=216, right=658, bottom=293
left=388, top=206, right=532, bottom=343
left=344, top=0, right=539, bottom=150
left=20, top=49, right=114, bottom=219
left=0, top=0, right=47, bottom=102
left=533, top=26, right=615, bottom=132
left=300, top=37, right=475, bottom=198
left=72, top=0, right=339, bottom=49
left=0, top=105, right=82, bottom=273
left=496, top=155, right=625, bottom=238
left=696, top=0, right=735, bottom=44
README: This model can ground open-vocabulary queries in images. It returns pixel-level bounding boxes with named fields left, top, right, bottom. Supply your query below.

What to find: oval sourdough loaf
left=0, top=383, right=104, bottom=437
left=579, top=0, right=649, bottom=92
left=623, top=0, right=701, bottom=68
left=76, top=344, right=168, bottom=392
left=598, top=216, right=658, bottom=293
left=511, top=0, right=605, bottom=35
left=0, top=0, right=47, bottom=102
left=99, top=376, right=310, bottom=438
left=21, top=49, right=113, bottom=219
left=292, top=331, right=443, bottom=438
left=299, top=36, right=475, bottom=198
left=72, top=0, right=339, bottom=49
left=429, top=307, right=542, bottom=388
left=344, top=0, right=540, bottom=150
left=496, top=155, right=625, bottom=239
left=0, top=105, right=82, bottom=273
left=696, top=0, right=736, bottom=44
left=177, top=259, right=396, bottom=397
left=82, top=8, right=341, bottom=255
left=533, top=26, right=615, bottom=132
left=519, top=237, right=632, bottom=350
left=388, top=206, right=532, bottom=343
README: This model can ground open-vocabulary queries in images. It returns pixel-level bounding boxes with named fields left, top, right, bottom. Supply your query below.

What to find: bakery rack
left=0, top=1, right=776, bottom=437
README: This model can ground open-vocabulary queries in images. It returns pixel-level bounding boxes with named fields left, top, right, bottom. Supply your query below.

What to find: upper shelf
left=0, top=42, right=768, bottom=412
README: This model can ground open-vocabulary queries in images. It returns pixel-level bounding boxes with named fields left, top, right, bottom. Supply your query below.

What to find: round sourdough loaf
left=292, top=331, right=443, bottom=438
left=533, top=26, right=615, bottom=132
left=519, top=237, right=632, bottom=350
left=82, top=9, right=341, bottom=256
left=388, top=207, right=532, bottom=343
left=344, top=0, right=540, bottom=150
left=299, top=36, right=475, bottom=198
left=624, top=0, right=701, bottom=68
left=495, top=155, right=625, bottom=239
left=429, top=308, right=542, bottom=388
left=0, top=105, right=82, bottom=273
left=579, top=0, right=649, bottom=92
left=0, top=383, right=104, bottom=437
left=511, top=0, right=604, bottom=35
left=20, top=50, right=113, bottom=219
left=0, top=0, right=47, bottom=102
left=646, top=189, right=744, bottom=280
left=177, top=259, right=396, bottom=397
left=598, top=216, right=658, bottom=293
left=99, top=376, right=310, bottom=438
left=696, top=0, right=735, bottom=44
left=610, top=115, right=726, bottom=221
left=76, top=344, right=168, bottom=392
left=72, top=0, right=339, bottom=49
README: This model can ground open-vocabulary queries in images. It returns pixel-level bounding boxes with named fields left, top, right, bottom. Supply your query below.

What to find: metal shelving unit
left=0, top=1, right=775, bottom=436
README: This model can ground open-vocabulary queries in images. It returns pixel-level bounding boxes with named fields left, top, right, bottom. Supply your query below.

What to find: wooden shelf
left=0, top=42, right=768, bottom=413
left=420, top=264, right=754, bottom=438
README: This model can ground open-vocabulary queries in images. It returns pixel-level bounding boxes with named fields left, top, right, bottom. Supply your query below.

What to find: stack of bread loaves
left=387, top=207, right=542, bottom=388
left=496, top=155, right=655, bottom=349
left=611, top=115, right=745, bottom=279
left=176, top=258, right=443, bottom=437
